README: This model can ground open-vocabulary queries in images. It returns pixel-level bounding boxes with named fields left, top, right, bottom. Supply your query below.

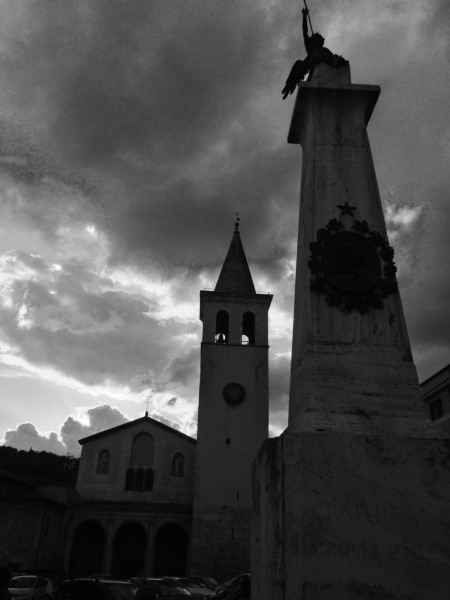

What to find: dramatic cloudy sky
left=0, top=0, right=448, bottom=456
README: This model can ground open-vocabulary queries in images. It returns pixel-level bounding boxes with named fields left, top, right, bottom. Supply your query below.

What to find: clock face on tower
left=223, top=382, right=245, bottom=405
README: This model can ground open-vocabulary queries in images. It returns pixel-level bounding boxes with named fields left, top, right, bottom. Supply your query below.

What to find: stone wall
left=191, top=505, right=250, bottom=581
left=0, top=499, right=44, bottom=569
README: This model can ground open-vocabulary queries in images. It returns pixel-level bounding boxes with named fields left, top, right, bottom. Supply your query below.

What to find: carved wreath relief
left=308, top=206, right=397, bottom=313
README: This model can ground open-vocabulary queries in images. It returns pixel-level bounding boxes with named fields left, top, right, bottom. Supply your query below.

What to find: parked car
left=57, top=577, right=140, bottom=600
left=188, top=578, right=218, bottom=592
left=132, top=578, right=190, bottom=600
left=214, top=574, right=250, bottom=600
left=162, top=578, right=217, bottom=598
left=9, top=575, right=50, bottom=600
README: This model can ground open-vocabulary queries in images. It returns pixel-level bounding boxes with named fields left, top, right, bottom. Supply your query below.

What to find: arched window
left=125, top=468, right=134, bottom=490
left=144, top=468, right=154, bottom=491
left=124, top=467, right=153, bottom=492
left=242, top=311, right=255, bottom=345
left=125, top=433, right=155, bottom=492
left=215, top=310, right=229, bottom=343
left=135, top=468, right=144, bottom=491
left=172, top=453, right=184, bottom=477
left=96, top=449, right=110, bottom=474
left=130, top=432, right=154, bottom=466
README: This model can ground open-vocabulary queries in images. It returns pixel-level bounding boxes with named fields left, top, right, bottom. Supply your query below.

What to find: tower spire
left=214, top=217, right=256, bottom=294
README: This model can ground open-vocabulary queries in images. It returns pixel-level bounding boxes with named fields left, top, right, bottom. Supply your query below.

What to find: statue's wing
left=282, top=60, right=308, bottom=100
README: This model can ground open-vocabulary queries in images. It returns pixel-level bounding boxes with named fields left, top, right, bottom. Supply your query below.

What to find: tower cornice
left=200, top=290, right=273, bottom=320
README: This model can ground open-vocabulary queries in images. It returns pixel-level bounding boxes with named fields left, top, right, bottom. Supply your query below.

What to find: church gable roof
left=78, top=413, right=196, bottom=446
left=215, top=222, right=256, bottom=294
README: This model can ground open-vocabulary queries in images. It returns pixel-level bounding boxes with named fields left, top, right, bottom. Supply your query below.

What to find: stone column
left=62, top=519, right=75, bottom=575
left=287, top=80, right=435, bottom=438
left=103, top=519, right=114, bottom=574
left=144, top=521, right=155, bottom=576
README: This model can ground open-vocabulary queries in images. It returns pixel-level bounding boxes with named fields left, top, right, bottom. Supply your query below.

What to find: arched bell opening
left=242, top=311, right=255, bottom=345
left=215, top=310, right=229, bottom=343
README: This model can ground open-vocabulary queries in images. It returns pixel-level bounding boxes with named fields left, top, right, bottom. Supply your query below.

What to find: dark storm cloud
left=113, top=143, right=300, bottom=276
left=0, top=0, right=297, bottom=274
left=167, top=347, right=199, bottom=387
left=0, top=0, right=447, bottom=278
left=31, top=2, right=273, bottom=166
left=400, top=189, right=450, bottom=379
left=0, top=0, right=445, bottom=274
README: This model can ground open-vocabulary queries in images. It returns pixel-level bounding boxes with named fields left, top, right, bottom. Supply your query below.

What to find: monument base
left=252, top=432, right=450, bottom=600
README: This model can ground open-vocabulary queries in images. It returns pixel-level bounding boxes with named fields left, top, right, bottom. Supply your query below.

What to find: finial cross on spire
left=235, top=212, right=240, bottom=231
left=144, top=397, right=150, bottom=416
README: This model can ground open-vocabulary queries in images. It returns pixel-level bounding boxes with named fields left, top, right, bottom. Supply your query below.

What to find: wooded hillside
left=0, top=445, right=78, bottom=485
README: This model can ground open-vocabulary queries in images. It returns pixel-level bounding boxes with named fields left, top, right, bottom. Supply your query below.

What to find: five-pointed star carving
left=336, top=201, right=357, bottom=216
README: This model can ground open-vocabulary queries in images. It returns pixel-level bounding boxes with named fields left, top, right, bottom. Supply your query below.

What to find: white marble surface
left=286, top=82, right=440, bottom=439
left=252, top=432, right=450, bottom=600
left=311, top=62, right=351, bottom=85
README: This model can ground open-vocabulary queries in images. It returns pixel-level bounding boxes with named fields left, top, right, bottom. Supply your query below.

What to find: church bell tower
left=191, top=220, right=272, bottom=579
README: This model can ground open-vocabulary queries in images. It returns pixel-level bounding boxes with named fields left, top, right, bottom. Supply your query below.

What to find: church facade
left=67, top=416, right=196, bottom=578
left=64, top=223, right=272, bottom=581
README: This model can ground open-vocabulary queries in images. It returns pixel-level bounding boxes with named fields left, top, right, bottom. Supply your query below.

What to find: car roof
left=63, top=578, right=137, bottom=584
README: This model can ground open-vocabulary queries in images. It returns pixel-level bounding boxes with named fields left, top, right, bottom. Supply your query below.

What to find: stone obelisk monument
left=252, top=9, right=450, bottom=600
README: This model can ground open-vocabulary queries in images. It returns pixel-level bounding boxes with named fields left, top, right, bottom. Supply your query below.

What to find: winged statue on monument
left=282, top=1, right=349, bottom=99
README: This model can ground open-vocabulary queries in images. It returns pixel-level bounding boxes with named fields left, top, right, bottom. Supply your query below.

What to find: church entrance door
left=111, top=523, right=146, bottom=578
left=69, top=521, right=105, bottom=576
left=153, top=524, right=188, bottom=576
